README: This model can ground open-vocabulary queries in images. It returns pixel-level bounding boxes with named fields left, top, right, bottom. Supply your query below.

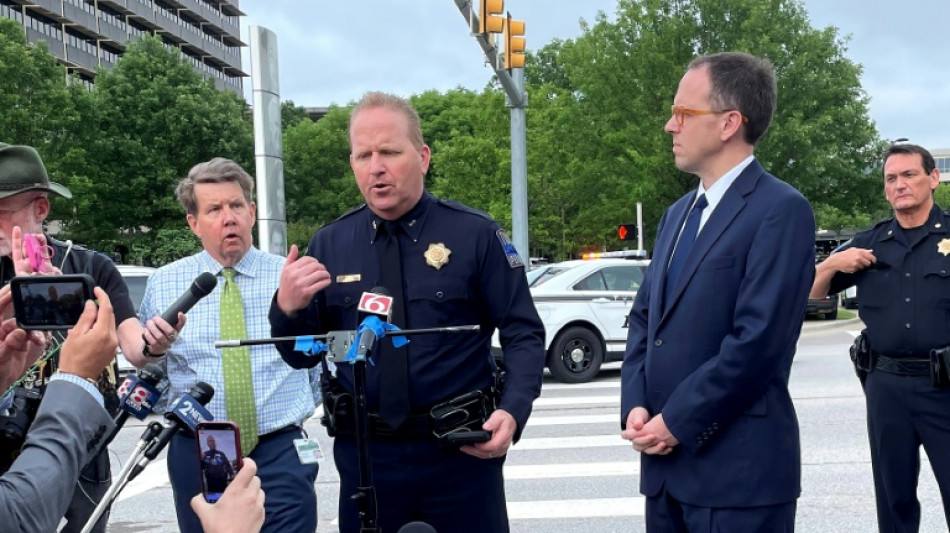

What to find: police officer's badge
left=939, top=238, right=950, bottom=257
left=424, top=243, right=451, bottom=270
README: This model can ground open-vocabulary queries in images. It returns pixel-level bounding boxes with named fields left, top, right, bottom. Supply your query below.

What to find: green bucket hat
left=0, top=143, right=72, bottom=200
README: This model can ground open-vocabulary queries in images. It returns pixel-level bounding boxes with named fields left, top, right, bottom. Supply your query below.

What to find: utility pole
left=453, top=0, right=529, bottom=264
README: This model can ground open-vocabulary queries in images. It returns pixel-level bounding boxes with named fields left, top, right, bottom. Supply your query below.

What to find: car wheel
left=547, top=327, right=604, bottom=384
left=822, top=308, right=837, bottom=320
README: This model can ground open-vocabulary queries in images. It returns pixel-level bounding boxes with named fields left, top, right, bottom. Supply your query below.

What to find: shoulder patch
left=495, top=229, right=524, bottom=269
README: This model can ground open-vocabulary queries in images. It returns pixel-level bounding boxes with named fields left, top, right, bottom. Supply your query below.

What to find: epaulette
left=325, top=204, right=367, bottom=227
left=437, top=198, right=494, bottom=222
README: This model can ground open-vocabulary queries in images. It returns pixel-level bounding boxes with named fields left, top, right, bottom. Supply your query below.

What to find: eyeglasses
left=670, top=105, right=749, bottom=126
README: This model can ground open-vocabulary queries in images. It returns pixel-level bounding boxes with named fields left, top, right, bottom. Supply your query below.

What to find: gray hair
left=176, top=157, right=254, bottom=215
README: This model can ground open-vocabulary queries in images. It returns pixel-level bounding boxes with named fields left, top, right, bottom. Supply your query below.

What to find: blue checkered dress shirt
left=139, top=248, right=319, bottom=434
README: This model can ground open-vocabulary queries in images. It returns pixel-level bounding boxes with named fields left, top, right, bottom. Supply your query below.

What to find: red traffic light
left=617, top=224, right=636, bottom=241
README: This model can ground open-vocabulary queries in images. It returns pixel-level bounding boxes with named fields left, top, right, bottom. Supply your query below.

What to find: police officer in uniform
left=269, top=91, right=545, bottom=533
left=811, top=142, right=950, bottom=532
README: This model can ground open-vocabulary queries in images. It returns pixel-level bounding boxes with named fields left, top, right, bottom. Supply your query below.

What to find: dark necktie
left=377, top=221, right=410, bottom=428
left=664, top=194, right=708, bottom=304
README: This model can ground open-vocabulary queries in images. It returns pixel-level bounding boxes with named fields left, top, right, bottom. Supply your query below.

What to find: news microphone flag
left=116, top=375, right=161, bottom=420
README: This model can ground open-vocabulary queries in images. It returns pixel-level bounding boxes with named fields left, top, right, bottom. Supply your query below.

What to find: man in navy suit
left=621, top=52, right=815, bottom=532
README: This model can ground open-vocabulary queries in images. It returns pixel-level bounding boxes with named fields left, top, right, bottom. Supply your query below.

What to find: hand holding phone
left=196, top=421, right=243, bottom=503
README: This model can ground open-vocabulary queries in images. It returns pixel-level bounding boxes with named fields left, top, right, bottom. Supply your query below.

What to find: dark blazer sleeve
left=0, top=380, right=113, bottom=533
left=620, top=209, right=671, bottom=426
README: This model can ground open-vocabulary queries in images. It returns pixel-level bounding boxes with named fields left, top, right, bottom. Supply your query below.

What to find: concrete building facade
left=0, top=0, right=246, bottom=93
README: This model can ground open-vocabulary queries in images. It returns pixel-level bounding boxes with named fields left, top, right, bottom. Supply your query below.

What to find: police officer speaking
left=269, top=91, right=545, bottom=533
left=811, top=142, right=950, bottom=533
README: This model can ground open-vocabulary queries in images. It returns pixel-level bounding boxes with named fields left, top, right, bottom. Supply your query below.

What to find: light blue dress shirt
left=139, top=248, right=318, bottom=435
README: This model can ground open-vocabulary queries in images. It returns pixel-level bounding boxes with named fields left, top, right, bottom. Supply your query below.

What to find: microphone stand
left=80, top=420, right=164, bottom=533
left=217, top=324, right=479, bottom=533
left=351, top=331, right=378, bottom=533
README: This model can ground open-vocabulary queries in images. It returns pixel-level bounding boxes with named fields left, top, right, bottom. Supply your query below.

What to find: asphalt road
left=96, top=317, right=946, bottom=532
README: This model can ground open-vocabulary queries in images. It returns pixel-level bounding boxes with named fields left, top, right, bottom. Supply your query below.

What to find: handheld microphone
left=160, top=271, right=217, bottom=327
left=104, top=364, right=165, bottom=445
left=355, top=287, right=393, bottom=360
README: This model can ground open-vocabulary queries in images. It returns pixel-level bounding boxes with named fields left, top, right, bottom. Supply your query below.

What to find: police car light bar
left=582, top=250, right=648, bottom=260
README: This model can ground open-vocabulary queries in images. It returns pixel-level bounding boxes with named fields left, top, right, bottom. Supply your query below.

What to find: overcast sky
left=238, top=0, right=950, bottom=149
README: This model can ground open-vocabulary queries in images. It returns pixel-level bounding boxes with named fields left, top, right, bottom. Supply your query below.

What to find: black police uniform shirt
left=829, top=204, right=950, bottom=357
left=270, top=191, right=545, bottom=434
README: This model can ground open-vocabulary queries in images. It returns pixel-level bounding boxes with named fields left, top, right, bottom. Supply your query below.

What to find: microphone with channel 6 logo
left=355, top=287, right=393, bottom=359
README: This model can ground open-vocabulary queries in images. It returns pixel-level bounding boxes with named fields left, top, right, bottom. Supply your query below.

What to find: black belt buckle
left=429, top=390, right=490, bottom=441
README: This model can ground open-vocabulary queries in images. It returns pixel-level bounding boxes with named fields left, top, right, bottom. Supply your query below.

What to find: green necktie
left=220, top=268, right=258, bottom=453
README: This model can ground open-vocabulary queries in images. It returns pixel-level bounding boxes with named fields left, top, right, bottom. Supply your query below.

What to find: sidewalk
left=802, top=316, right=862, bottom=332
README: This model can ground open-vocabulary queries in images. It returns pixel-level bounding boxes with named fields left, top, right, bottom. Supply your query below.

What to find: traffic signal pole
left=454, top=0, right=529, bottom=263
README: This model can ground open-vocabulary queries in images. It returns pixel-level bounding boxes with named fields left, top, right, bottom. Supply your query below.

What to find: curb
left=802, top=316, right=863, bottom=332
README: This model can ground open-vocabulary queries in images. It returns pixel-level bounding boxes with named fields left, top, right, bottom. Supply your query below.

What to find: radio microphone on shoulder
left=160, top=271, right=217, bottom=327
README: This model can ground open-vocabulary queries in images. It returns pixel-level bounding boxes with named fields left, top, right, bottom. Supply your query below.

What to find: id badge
left=293, top=438, right=324, bottom=464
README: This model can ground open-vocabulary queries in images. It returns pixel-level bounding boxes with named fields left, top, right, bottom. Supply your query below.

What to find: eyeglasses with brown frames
left=670, top=105, right=749, bottom=126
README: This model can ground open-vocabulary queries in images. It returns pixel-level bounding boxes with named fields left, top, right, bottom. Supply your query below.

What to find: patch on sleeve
left=495, top=229, right=525, bottom=269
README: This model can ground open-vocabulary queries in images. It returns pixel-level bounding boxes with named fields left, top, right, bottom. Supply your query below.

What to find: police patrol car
left=498, top=251, right=649, bottom=384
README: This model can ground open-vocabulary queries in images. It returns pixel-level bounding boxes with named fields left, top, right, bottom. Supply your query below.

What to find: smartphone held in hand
left=10, top=274, right=95, bottom=330
left=196, top=421, right=243, bottom=504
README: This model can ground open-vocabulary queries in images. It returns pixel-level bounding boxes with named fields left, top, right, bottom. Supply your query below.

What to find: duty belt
left=872, top=354, right=930, bottom=376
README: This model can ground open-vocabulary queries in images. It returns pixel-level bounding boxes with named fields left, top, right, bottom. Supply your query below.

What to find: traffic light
left=617, top=224, right=637, bottom=241
left=478, top=0, right=504, bottom=34
left=503, top=12, right=525, bottom=70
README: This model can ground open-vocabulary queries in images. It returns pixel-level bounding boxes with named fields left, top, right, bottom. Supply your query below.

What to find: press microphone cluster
left=81, top=382, right=215, bottom=533
left=160, top=271, right=217, bottom=326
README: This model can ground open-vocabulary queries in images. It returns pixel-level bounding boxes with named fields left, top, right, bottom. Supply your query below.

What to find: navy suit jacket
left=0, top=380, right=112, bottom=532
left=621, top=160, right=815, bottom=508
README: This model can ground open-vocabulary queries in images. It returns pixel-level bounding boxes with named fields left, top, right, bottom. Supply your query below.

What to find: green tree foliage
left=0, top=19, right=90, bottom=223
left=520, top=0, right=883, bottom=257
left=65, top=35, right=253, bottom=262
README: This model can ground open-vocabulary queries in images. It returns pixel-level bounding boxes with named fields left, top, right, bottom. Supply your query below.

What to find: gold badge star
left=939, top=238, right=950, bottom=257
left=424, top=243, right=451, bottom=270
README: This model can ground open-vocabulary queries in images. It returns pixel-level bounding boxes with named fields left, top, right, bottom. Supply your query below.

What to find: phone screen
left=11, top=274, right=95, bottom=330
left=196, top=422, right=243, bottom=503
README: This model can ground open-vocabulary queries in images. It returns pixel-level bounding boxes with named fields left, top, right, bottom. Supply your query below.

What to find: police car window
left=574, top=271, right=607, bottom=291
left=601, top=265, right=644, bottom=291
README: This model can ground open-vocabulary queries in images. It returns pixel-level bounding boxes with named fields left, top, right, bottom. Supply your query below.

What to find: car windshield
left=527, top=266, right=572, bottom=288
left=124, top=275, right=149, bottom=313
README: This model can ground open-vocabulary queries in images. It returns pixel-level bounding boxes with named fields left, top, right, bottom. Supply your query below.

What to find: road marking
left=508, top=497, right=645, bottom=519
left=528, top=413, right=619, bottom=426
left=534, top=395, right=619, bottom=407
left=505, top=461, right=638, bottom=479
left=515, top=434, right=628, bottom=450
left=115, top=458, right=169, bottom=502
left=542, top=381, right=620, bottom=391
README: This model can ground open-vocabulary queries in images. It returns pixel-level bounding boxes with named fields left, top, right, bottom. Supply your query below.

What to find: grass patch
left=837, top=309, right=856, bottom=320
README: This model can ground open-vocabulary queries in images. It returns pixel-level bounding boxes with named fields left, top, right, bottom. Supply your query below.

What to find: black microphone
left=128, top=382, right=215, bottom=481
left=104, top=363, right=165, bottom=445
left=355, top=286, right=393, bottom=359
left=160, top=272, right=217, bottom=326
left=398, top=522, right=437, bottom=533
